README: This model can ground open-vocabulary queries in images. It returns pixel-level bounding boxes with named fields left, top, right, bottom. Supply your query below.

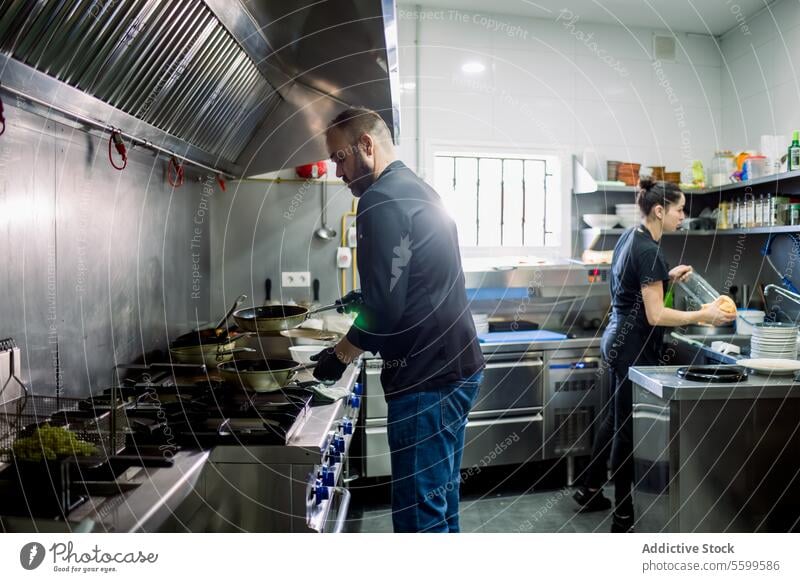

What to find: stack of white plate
left=750, top=323, right=799, bottom=359
left=472, top=313, right=489, bottom=334
left=615, top=204, right=640, bottom=228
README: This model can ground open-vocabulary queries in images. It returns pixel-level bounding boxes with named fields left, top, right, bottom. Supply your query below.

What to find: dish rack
left=0, top=338, right=126, bottom=464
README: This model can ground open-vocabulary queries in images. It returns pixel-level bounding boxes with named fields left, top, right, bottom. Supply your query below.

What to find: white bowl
left=288, top=345, right=325, bottom=365
left=617, top=216, right=640, bottom=228
left=583, top=214, right=620, bottom=229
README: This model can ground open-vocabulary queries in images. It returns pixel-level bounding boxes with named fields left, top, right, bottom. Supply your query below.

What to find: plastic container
left=743, top=155, right=767, bottom=180
left=677, top=272, right=722, bottom=310
left=709, top=151, right=735, bottom=187
left=735, top=309, right=766, bottom=336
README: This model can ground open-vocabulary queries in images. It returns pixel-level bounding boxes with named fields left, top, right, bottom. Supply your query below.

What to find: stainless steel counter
left=1, top=364, right=361, bottom=533
left=479, top=334, right=602, bottom=355
left=630, top=365, right=800, bottom=400
left=631, top=364, right=800, bottom=532
left=0, top=449, right=209, bottom=533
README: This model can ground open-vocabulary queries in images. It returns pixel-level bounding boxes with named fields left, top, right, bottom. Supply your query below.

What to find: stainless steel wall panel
left=0, top=100, right=211, bottom=398
left=53, top=124, right=212, bottom=397
left=0, top=107, right=58, bottom=394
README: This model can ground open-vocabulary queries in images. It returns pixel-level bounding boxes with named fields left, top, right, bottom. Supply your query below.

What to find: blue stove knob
left=315, top=480, right=329, bottom=505
left=349, top=394, right=361, bottom=409
left=353, top=382, right=363, bottom=396
left=328, top=444, right=340, bottom=465
left=323, top=467, right=336, bottom=487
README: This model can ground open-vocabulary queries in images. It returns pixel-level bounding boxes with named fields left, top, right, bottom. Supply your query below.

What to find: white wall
left=397, top=4, right=724, bottom=185
left=721, top=0, right=800, bottom=151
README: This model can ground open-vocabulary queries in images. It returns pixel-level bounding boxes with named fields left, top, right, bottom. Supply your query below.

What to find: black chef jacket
left=602, top=225, right=671, bottom=367
left=345, top=161, right=485, bottom=397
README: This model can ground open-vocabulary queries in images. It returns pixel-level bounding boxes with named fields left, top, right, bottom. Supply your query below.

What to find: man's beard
left=348, top=153, right=374, bottom=197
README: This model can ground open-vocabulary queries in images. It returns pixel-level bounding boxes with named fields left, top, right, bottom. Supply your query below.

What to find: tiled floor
left=345, top=463, right=615, bottom=533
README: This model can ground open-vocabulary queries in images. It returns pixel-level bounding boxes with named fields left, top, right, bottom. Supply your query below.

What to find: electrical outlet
left=282, top=271, right=311, bottom=287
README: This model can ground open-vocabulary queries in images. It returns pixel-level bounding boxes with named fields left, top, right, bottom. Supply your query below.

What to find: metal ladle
left=314, top=180, right=337, bottom=240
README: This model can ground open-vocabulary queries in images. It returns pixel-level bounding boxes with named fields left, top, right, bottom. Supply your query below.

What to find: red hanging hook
left=108, top=130, right=127, bottom=170
left=167, top=155, right=185, bottom=188
left=216, top=173, right=227, bottom=192
left=0, top=95, right=6, bottom=136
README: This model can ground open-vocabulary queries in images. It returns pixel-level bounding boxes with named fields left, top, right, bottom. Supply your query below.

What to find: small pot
left=217, top=359, right=301, bottom=393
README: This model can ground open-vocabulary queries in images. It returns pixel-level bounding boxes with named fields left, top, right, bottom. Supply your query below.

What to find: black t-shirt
left=603, top=225, right=671, bottom=366
left=345, top=161, right=485, bottom=397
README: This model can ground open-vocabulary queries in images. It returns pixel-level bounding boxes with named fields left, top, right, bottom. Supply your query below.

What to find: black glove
left=335, top=289, right=363, bottom=314
left=310, top=347, right=348, bottom=383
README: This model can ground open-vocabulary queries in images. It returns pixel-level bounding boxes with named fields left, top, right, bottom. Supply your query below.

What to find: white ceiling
left=408, top=0, right=775, bottom=36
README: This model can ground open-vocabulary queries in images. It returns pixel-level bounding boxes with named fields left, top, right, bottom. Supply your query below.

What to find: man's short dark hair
left=327, top=106, right=392, bottom=144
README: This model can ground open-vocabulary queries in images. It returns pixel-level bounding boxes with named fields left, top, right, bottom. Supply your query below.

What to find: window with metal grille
left=434, top=153, right=560, bottom=248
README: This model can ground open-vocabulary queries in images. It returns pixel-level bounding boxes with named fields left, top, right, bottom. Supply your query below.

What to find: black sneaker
left=572, top=486, right=612, bottom=512
left=610, top=511, right=635, bottom=533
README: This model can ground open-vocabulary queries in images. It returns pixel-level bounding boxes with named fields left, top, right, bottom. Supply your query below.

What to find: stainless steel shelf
left=680, top=170, right=800, bottom=195
left=576, top=170, right=800, bottom=196
left=583, top=226, right=800, bottom=237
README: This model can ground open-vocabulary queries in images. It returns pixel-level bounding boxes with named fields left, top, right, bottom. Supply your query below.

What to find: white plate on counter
left=737, top=358, right=800, bottom=375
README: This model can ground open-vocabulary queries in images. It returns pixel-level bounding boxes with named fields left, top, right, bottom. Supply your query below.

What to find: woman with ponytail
left=573, top=177, right=736, bottom=532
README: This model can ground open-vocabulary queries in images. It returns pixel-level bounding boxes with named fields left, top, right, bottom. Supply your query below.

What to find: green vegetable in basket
left=12, top=424, right=98, bottom=461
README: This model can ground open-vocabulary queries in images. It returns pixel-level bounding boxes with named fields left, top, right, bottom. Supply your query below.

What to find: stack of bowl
left=615, top=204, right=640, bottom=228
left=750, top=323, right=798, bottom=359
left=472, top=313, right=489, bottom=334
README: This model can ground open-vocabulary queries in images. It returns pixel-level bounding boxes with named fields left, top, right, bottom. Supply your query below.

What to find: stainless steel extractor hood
left=0, top=0, right=400, bottom=177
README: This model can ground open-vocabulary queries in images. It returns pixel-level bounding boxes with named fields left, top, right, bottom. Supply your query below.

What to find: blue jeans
left=386, top=371, right=483, bottom=533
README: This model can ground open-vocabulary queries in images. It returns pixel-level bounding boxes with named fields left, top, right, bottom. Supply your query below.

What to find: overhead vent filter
left=0, top=0, right=280, bottom=164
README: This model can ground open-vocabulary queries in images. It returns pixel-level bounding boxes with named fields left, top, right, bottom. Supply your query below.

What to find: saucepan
left=217, top=358, right=303, bottom=393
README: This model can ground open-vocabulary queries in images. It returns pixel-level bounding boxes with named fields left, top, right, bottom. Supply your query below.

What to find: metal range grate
left=0, top=0, right=280, bottom=163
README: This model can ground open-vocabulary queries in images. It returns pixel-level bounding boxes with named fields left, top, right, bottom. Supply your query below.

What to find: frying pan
left=233, top=297, right=358, bottom=333
left=170, top=294, right=253, bottom=365
left=217, top=358, right=303, bottom=392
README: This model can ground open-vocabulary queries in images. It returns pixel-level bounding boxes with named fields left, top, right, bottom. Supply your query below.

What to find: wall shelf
left=678, top=169, right=800, bottom=195
left=576, top=170, right=800, bottom=197
left=582, top=226, right=800, bottom=237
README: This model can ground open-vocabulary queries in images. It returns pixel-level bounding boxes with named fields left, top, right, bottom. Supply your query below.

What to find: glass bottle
left=718, top=202, right=728, bottom=229
left=733, top=198, right=741, bottom=228
left=788, top=130, right=800, bottom=171
left=746, top=195, right=756, bottom=228
left=755, top=194, right=764, bottom=227
left=766, top=193, right=773, bottom=226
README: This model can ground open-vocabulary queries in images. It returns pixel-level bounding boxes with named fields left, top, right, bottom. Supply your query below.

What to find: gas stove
left=111, top=364, right=319, bottom=448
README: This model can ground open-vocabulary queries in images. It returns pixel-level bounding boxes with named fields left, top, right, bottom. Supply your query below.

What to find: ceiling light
left=461, top=61, right=485, bottom=74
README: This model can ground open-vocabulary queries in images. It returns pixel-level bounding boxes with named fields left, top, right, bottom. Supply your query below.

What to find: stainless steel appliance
left=360, top=347, right=546, bottom=478
left=0, top=354, right=362, bottom=533
left=543, top=348, right=606, bottom=463
left=162, top=364, right=363, bottom=533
